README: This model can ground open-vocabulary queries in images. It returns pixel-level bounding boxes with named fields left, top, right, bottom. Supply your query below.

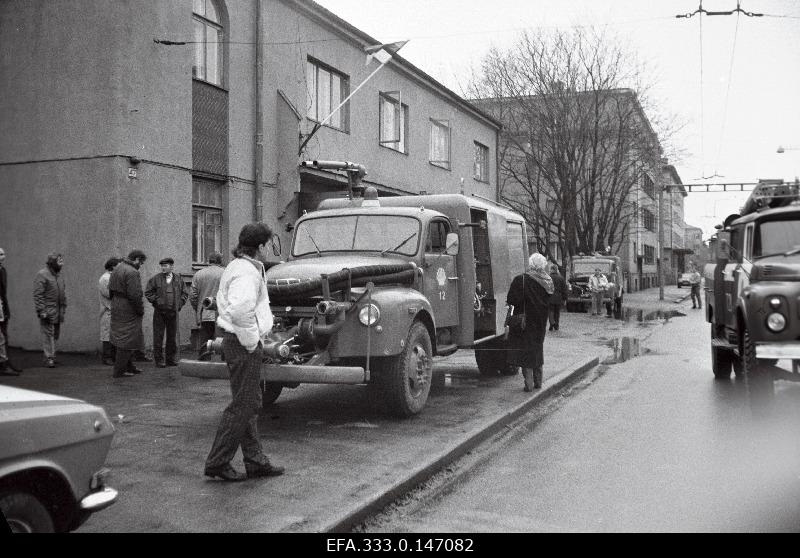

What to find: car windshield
left=754, top=218, right=800, bottom=258
left=573, top=262, right=612, bottom=275
left=293, top=215, right=421, bottom=257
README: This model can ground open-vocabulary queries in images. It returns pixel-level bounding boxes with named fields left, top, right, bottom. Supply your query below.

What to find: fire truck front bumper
left=179, top=359, right=369, bottom=384
left=755, top=342, right=800, bottom=360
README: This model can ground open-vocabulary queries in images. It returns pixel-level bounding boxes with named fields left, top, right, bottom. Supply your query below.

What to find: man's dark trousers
left=206, top=333, right=268, bottom=469
left=691, top=285, right=702, bottom=308
left=153, top=310, right=178, bottom=363
left=113, top=348, right=136, bottom=376
left=548, top=303, right=561, bottom=330
left=197, top=321, right=216, bottom=356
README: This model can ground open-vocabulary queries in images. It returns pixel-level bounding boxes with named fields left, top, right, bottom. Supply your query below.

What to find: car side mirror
left=718, top=238, right=730, bottom=263
left=444, top=232, right=459, bottom=256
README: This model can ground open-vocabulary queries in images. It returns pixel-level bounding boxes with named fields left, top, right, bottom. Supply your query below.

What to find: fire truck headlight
left=766, top=312, right=786, bottom=332
left=359, top=304, right=381, bottom=326
left=769, top=297, right=781, bottom=309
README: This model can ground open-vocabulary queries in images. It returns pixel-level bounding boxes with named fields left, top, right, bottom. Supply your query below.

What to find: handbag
left=508, top=313, right=526, bottom=334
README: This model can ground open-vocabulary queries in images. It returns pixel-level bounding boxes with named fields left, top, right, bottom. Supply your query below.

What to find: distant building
left=661, top=164, right=690, bottom=283
left=0, top=0, right=500, bottom=351
left=684, top=225, right=705, bottom=268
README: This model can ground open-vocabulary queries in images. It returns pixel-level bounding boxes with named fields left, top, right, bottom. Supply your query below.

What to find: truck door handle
left=447, top=277, right=459, bottom=281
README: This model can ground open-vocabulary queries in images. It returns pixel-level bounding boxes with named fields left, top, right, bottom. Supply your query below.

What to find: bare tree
left=468, top=27, right=679, bottom=270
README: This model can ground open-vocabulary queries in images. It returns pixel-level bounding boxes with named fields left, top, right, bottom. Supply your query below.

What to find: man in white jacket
left=204, top=223, right=285, bottom=482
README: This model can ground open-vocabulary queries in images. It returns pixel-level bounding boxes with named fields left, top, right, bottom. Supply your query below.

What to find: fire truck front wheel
left=742, top=328, right=775, bottom=404
left=259, top=381, right=283, bottom=407
left=374, top=322, right=433, bottom=417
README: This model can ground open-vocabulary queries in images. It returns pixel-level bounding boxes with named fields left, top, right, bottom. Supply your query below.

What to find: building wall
left=0, top=0, right=498, bottom=351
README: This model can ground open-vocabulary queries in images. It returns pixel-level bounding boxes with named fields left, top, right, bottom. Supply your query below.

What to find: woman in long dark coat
left=109, top=250, right=147, bottom=378
left=506, top=253, right=554, bottom=391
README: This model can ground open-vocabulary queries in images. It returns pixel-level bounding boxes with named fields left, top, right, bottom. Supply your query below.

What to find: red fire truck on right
left=704, top=180, right=800, bottom=400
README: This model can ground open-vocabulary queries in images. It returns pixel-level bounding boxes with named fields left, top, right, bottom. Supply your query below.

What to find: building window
left=192, top=0, right=223, bottom=86
left=642, top=208, right=656, bottom=232
left=474, top=141, right=489, bottom=182
left=192, top=179, right=223, bottom=263
left=644, top=244, right=655, bottom=264
left=307, top=58, right=349, bottom=131
left=379, top=92, right=407, bottom=153
left=429, top=118, right=451, bottom=169
left=642, top=173, right=655, bottom=199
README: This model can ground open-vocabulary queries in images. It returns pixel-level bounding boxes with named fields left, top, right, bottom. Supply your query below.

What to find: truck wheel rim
left=6, top=518, right=34, bottom=533
left=408, top=344, right=431, bottom=396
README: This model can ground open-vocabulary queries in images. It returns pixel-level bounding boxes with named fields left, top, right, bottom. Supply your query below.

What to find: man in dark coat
left=110, top=250, right=147, bottom=378
left=33, top=253, right=67, bottom=368
left=0, top=247, right=22, bottom=375
left=506, top=253, right=554, bottom=392
left=145, top=257, right=188, bottom=367
left=548, top=264, right=568, bottom=332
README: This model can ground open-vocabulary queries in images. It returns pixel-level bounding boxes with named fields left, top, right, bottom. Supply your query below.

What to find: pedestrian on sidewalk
left=689, top=265, right=702, bottom=309
left=33, top=253, right=67, bottom=368
left=110, top=250, right=147, bottom=378
left=99, top=257, right=121, bottom=365
left=145, top=257, right=188, bottom=368
left=189, top=251, right=224, bottom=357
left=0, top=247, right=22, bottom=375
left=588, top=268, right=608, bottom=316
left=205, top=223, right=284, bottom=482
left=548, top=264, right=567, bottom=331
left=506, top=253, right=553, bottom=392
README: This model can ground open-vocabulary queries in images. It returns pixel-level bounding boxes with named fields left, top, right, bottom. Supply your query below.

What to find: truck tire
left=0, top=491, right=55, bottom=533
left=742, top=327, right=774, bottom=404
left=711, top=328, right=733, bottom=379
left=475, top=338, right=509, bottom=376
left=259, top=381, right=283, bottom=407
left=375, top=322, right=432, bottom=417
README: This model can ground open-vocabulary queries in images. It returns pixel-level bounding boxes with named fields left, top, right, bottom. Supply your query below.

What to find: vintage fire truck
left=180, top=161, right=529, bottom=417
left=565, top=254, right=624, bottom=317
left=705, top=180, right=800, bottom=398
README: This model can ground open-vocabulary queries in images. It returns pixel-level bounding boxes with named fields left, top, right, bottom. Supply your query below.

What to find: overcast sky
left=314, top=0, right=800, bottom=239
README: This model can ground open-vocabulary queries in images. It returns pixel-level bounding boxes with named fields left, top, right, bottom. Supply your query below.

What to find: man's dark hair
left=128, top=249, right=147, bottom=262
left=234, top=223, right=272, bottom=258
left=208, top=251, right=223, bottom=265
left=104, top=257, right=122, bottom=271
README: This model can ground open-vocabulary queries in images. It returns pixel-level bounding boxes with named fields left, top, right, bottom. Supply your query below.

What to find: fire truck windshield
left=293, top=215, right=421, bottom=257
left=754, top=219, right=800, bottom=258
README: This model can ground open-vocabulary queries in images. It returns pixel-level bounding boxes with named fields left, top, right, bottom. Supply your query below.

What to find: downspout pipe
left=253, top=0, right=264, bottom=221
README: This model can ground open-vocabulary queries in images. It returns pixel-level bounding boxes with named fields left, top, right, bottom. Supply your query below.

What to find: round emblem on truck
left=436, top=267, right=447, bottom=287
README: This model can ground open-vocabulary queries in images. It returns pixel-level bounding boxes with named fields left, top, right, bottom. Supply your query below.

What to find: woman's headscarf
left=526, top=253, right=554, bottom=294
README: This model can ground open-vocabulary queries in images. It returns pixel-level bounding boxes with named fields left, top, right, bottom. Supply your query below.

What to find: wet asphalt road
left=357, top=306, right=800, bottom=532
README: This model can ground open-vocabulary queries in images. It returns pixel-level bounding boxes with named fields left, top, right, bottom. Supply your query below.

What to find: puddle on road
left=602, top=336, right=652, bottom=364
left=621, top=308, right=685, bottom=322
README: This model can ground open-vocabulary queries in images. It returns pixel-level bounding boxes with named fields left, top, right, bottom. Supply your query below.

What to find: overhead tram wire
left=714, top=5, right=741, bottom=178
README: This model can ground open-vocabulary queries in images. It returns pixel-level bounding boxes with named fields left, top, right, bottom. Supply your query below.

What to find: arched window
left=192, top=0, right=223, bottom=86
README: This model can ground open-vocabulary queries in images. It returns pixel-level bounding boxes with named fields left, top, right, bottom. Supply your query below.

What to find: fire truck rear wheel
left=742, top=327, right=774, bottom=404
left=259, top=381, right=283, bottom=407
left=375, top=322, right=432, bottom=417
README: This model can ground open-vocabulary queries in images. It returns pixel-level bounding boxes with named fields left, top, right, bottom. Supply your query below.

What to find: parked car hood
left=0, top=386, right=114, bottom=461
left=268, top=254, right=410, bottom=283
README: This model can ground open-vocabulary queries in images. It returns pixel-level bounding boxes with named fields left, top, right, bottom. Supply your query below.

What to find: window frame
left=306, top=57, right=350, bottom=133
left=644, top=244, right=655, bottom=265
left=641, top=173, right=656, bottom=199
left=429, top=118, right=451, bottom=170
left=473, top=141, right=489, bottom=183
left=192, top=0, right=224, bottom=88
left=379, top=92, right=408, bottom=154
left=192, top=179, right=224, bottom=264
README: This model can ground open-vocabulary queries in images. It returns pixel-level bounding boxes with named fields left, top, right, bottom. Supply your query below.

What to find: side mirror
left=718, top=238, right=730, bottom=262
left=444, top=232, right=460, bottom=256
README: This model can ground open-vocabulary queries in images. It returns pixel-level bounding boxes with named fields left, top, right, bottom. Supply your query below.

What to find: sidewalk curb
left=318, top=353, right=605, bottom=533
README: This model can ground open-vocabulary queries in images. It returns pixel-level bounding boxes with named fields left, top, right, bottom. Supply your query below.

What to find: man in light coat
left=33, top=253, right=67, bottom=368
left=99, top=257, right=121, bottom=365
left=189, top=251, right=225, bottom=356
left=205, top=223, right=284, bottom=482
left=588, top=268, right=609, bottom=316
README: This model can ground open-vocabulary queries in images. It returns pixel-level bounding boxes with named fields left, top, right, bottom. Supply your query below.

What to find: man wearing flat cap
left=145, top=257, right=188, bottom=367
